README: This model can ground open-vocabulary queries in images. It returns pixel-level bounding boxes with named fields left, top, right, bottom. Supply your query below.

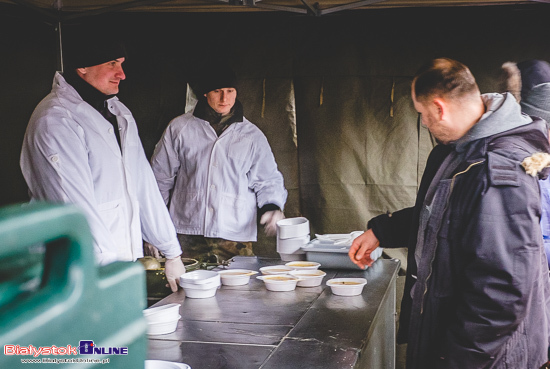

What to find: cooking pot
left=138, top=257, right=199, bottom=305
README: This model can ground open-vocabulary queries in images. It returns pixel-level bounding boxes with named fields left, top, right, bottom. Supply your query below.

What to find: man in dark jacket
left=349, top=58, right=550, bottom=368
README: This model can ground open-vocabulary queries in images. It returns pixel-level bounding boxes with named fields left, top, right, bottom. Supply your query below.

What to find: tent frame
left=10, top=0, right=391, bottom=19
left=6, top=0, right=548, bottom=75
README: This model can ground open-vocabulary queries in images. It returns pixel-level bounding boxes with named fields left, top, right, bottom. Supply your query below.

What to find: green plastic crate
left=0, top=202, right=147, bottom=368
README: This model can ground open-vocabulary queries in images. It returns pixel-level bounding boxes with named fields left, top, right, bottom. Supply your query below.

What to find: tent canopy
left=2, top=0, right=542, bottom=19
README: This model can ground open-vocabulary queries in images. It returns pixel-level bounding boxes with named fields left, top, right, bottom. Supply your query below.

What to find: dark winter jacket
left=370, top=93, right=550, bottom=368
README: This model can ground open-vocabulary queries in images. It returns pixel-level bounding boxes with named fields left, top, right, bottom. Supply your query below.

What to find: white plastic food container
left=217, top=269, right=258, bottom=286
left=143, top=303, right=180, bottom=324
left=326, top=278, right=367, bottom=296
left=183, top=287, right=218, bottom=299
left=179, top=270, right=221, bottom=299
left=146, top=315, right=181, bottom=335
left=289, top=269, right=326, bottom=287
left=276, top=217, right=310, bottom=239
left=257, top=275, right=300, bottom=291
left=179, top=270, right=220, bottom=285
left=143, top=303, right=181, bottom=335
left=301, top=238, right=383, bottom=270
left=259, top=265, right=294, bottom=275
left=285, top=261, right=321, bottom=270
left=277, top=234, right=309, bottom=262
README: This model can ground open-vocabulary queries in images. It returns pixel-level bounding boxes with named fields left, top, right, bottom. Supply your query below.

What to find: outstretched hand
left=348, top=229, right=380, bottom=269
left=260, top=210, right=285, bottom=236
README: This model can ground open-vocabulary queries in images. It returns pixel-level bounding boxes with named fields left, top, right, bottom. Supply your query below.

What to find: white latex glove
left=164, top=256, right=186, bottom=292
left=143, top=241, right=161, bottom=259
left=260, top=210, right=285, bottom=237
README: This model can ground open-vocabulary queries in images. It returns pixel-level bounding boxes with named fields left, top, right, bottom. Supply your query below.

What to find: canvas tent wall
left=2, top=1, right=550, bottom=256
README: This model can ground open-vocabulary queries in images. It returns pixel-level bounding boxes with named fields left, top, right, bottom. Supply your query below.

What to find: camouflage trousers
left=177, top=234, right=254, bottom=263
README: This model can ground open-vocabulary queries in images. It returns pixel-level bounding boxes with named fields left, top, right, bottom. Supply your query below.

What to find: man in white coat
left=151, top=66, right=287, bottom=261
left=20, top=29, right=185, bottom=291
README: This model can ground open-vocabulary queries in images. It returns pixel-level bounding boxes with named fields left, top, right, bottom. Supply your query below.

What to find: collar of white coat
left=53, top=72, right=132, bottom=118
left=53, top=72, right=128, bottom=158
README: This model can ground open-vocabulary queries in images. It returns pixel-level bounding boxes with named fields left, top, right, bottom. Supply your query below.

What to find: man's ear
left=76, top=67, right=87, bottom=75
left=433, top=98, right=446, bottom=120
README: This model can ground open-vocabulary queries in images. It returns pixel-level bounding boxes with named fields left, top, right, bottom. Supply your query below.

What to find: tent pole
left=53, top=0, right=64, bottom=73
left=56, top=21, right=64, bottom=73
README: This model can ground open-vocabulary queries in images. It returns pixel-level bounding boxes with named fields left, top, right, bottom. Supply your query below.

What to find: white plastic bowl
left=182, top=285, right=219, bottom=299
left=285, top=261, right=321, bottom=270
left=276, top=217, right=310, bottom=239
left=179, top=278, right=220, bottom=291
left=147, top=315, right=180, bottom=335
left=178, top=270, right=220, bottom=286
left=257, top=275, right=300, bottom=292
left=218, top=269, right=258, bottom=286
left=179, top=270, right=221, bottom=298
left=278, top=252, right=306, bottom=262
left=143, top=303, right=180, bottom=324
left=289, top=269, right=326, bottom=287
left=145, top=360, right=191, bottom=369
left=277, top=234, right=310, bottom=253
left=326, top=278, right=367, bottom=296
left=259, top=265, right=294, bottom=275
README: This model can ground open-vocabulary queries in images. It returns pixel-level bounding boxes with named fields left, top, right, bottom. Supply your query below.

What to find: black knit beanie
left=198, top=65, right=237, bottom=95
left=65, top=26, right=127, bottom=69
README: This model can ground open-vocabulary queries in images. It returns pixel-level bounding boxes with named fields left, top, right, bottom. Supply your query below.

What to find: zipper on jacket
left=419, top=160, right=485, bottom=315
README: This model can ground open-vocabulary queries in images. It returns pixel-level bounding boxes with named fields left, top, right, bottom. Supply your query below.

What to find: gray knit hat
left=518, top=60, right=550, bottom=128
left=499, top=60, right=550, bottom=129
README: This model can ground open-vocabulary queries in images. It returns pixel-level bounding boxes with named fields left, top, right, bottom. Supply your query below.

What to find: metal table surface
left=147, top=256, right=400, bottom=369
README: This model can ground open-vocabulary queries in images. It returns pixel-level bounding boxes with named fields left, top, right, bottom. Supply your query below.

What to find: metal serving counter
left=147, top=256, right=400, bottom=369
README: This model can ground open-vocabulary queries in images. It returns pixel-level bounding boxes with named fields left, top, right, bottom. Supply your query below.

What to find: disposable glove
left=260, top=210, right=285, bottom=237
left=143, top=241, right=161, bottom=259
left=164, top=256, right=186, bottom=292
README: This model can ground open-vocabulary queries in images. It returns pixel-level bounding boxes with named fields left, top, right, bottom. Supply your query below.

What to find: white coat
left=151, top=111, right=287, bottom=242
left=20, top=72, right=181, bottom=265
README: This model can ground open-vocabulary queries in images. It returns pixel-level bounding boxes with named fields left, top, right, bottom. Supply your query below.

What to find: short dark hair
left=413, top=58, right=479, bottom=102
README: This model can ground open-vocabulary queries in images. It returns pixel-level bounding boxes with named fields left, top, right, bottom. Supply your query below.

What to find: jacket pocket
left=173, top=191, right=201, bottom=227
left=97, top=200, right=125, bottom=245
left=220, top=193, right=251, bottom=232
left=228, top=135, right=252, bottom=162
left=513, top=248, right=538, bottom=298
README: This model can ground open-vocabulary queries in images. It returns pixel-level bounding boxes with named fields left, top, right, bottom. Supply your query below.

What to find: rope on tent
left=390, top=78, right=395, bottom=117
left=261, top=78, right=266, bottom=118
left=319, top=77, right=324, bottom=106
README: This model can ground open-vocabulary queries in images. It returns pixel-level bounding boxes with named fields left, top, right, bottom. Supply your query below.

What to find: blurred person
left=499, top=59, right=550, bottom=268
left=151, top=66, right=287, bottom=262
left=349, top=58, right=550, bottom=368
left=20, top=27, right=185, bottom=291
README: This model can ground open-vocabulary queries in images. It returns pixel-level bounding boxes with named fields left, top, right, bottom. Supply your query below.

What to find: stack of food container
left=301, top=231, right=383, bottom=270
left=143, top=303, right=181, bottom=335
left=276, top=217, right=310, bottom=261
left=178, top=270, right=221, bottom=298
